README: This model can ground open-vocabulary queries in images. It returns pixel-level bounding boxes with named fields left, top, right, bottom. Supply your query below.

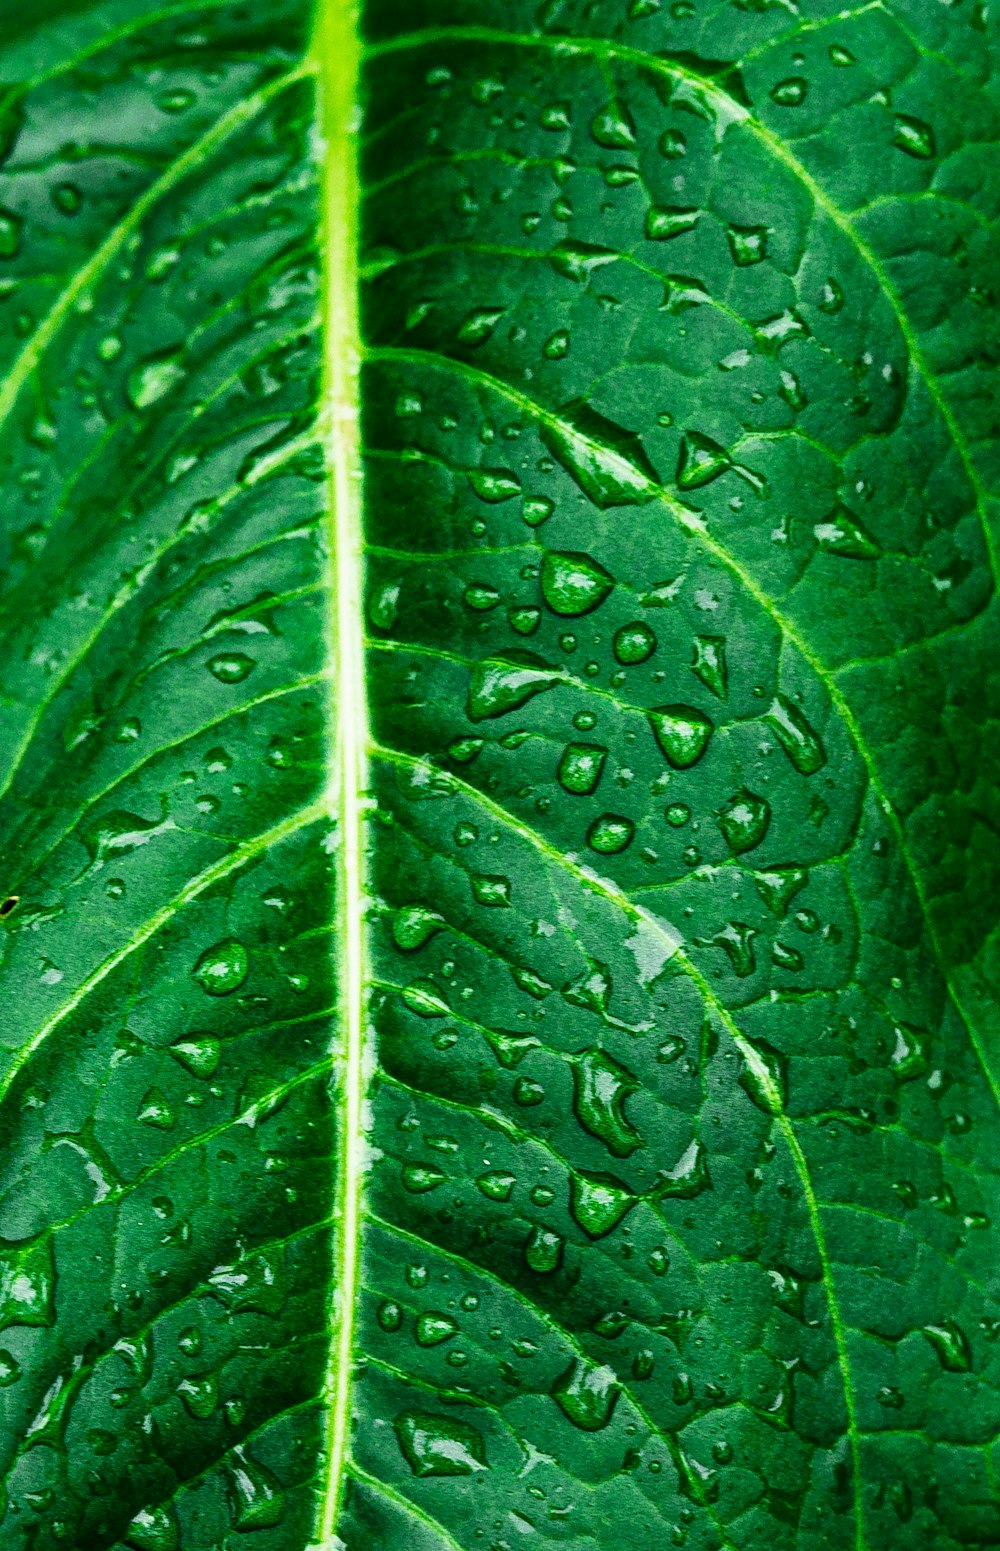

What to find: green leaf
left=0, top=3, right=997, bottom=1551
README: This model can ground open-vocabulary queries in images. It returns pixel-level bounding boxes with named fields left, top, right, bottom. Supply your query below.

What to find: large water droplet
left=170, top=1035, right=221, bottom=1078
left=394, top=1411, right=489, bottom=1476
left=549, top=240, right=619, bottom=281
left=613, top=622, right=656, bottom=664
left=766, top=694, right=826, bottom=775
left=225, top=1445, right=286, bottom=1528
left=525, top=1224, right=564, bottom=1273
left=125, top=1505, right=179, bottom=1551
left=541, top=550, right=615, bottom=616
left=557, top=742, right=607, bottom=795
left=540, top=400, right=658, bottom=508
left=814, top=505, right=880, bottom=560
left=416, top=1312, right=459, bottom=1347
left=193, top=938, right=249, bottom=997
left=656, top=1138, right=710, bottom=1199
left=692, top=636, right=727, bottom=698
left=718, top=790, right=771, bottom=854
left=570, top=1172, right=636, bottom=1238
left=392, top=906, right=444, bottom=950
left=727, top=223, right=768, bottom=266
left=552, top=1358, right=620, bottom=1431
left=209, top=1250, right=286, bottom=1315
left=82, top=808, right=174, bottom=868
left=457, top=306, right=505, bottom=346
left=137, top=1088, right=175, bottom=1129
left=467, top=653, right=557, bottom=721
left=646, top=205, right=699, bottom=241
left=571, top=1050, right=644, bottom=1157
left=591, top=101, right=637, bottom=149
left=677, top=430, right=731, bottom=490
left=468, top=468, right=520, bottom=503
left=755, top=865, right=808, bottom=917
left=649, top=705, right=713, bottom=768
left=587, top=814, right=635, bottom=854
left=0, top=1237, right=56, bottom=1331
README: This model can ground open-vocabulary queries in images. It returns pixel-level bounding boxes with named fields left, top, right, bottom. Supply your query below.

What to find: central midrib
left=313, top=0, right=369, bottom=1544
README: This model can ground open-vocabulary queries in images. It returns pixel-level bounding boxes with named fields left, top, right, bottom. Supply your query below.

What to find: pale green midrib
left=373, top=737, right=865, bottom=1547
left=368, top=342, right=1000, bottom=1121
left=0, top=800, right=325, bottom=1109
left=312, top=0, right=369, bottom=1545
left=363, top=24, right=1000, bottom=595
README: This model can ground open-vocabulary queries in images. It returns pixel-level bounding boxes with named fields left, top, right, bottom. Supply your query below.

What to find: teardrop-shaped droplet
left=392, top=906, right=444, bottom=951
left=467, top=653, right=557, bottom=721
left=649, top=705, right=713, bottom=768
left=591, top=101, right=637, bottom=149
left=468, top=468, right=521, bottom=503
left=692, top=636, right=727, bottom=698
left=225, top=1445, right=286, bottom=1528
left=415, top=1312, right=458, bottom=1347
left=814, top=504, right=880, bottom=560
left=646, top=205, right=699, bottom=241
left=549, top=240, right=619, bottom=282
left=893, top=113, right=935, bottom=160
left=542, top=551, right=614, bottom=616
left=570, top=1172, right=636, bottom=1238
left=170, top=1035, right=221, bottom=1078
left=125, top=1505, right=179, bottom=1551
left=128, top=352, right=186, bottom=410
left=193, top=938, right=249, bottom=996
left=765, top=694, right=826, bottom=775
left=677, top=430, right=731, bottom=490
left=552, top=1357, right=620, bottom=1431
left=540, top=400, right=658, bottom=509
left=457, top=306, right=505, bottom=345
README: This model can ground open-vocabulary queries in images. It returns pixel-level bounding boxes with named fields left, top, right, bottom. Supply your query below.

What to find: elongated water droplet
left=646, top=205, right=699, bottom=241
left=657, top=1138, right=710, bottom=1199
left=766, top=694, right=826, bottom=774
left=209, top=1252, right=286, bottom=1315
left=170, top=1036, right=221, bottom=1078
left=471, top=873, right=511, bottom=907
left=207, top=652, right=255, bottom=683
left=893, top=113, right=935, bottom=160
left=525, top=1224, right=564, bottom=1273
left=921, top=1320, right=971, bottom=1372
left=467, top=653, right=557, bottom=721
left=128, top=352, right=186, bottom=409
left=549, top=240, right=618, bottom=281
left=540, top=400, right=658, bottom=508
left=457, top=307, right=505, bottom=345
left=394, top=1411, right=488, bottom=1476
left=692, top=636, right=727, bottom=698
left=755, top=865, right=808, bottom=917
left=677, top=430, right=730, bottom=490
left=0, top=208, right=22, bottom=258
left=771, top=77, right=807, bottom=106
left=225, top=1445, right=286, bottom=1528
left=649, top=705, right=713, bottom=768
left=814, top=504, right=880, bottom=560
left=468, top=468, right=520, bottom=503
left=739, top=1039, right=787, bottom=1112
left=727, top=223, right=768, bottom=266
left=401, top=978, right=450, bottom=1016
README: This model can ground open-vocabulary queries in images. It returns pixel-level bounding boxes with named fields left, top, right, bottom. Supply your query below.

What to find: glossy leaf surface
left=0, top=2, right=998, bottom=1549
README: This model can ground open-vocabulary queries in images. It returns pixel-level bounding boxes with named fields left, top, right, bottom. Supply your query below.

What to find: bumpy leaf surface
left=0, top=2, right=997, bottom=1550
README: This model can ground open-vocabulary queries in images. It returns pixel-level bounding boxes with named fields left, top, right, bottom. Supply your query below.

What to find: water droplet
left=659, top=127, right=687, bottom=158
left=524, top=1224, right=564, bottom=1273
left=457, top=307, right=505, bottom=345
left=814, top=504, right=880, bottom=559
left=127, top=352, right=186, bottom=409
left=570, top=1172, right=636, bottom=1238
left=193, top=938, right=249, bottom=997
left=890, top=1024, right=929, bottom=1080
left=395, top=1411, right=488, bottom=1475
left=157, top=87, right=196, bottom=113
left=677, top=430, right=731, bottom=490
left=552, top=1358, right=620, bottom=1431
left=0, top=1237, right=56, bottom=1331
left=571, top=1049, right=643, bottom=1156
left=755, top=865, right=807, bottom=916
left=739, top=1040, right=787, bottom=1112
left=468, top=468, right=521, bottom=503
left=657, top=1138, right=710, bottom=1198
left=614, top=622, right=656, bottom=664
left=402, top=1164, right=447, bottom=1194
left=893, top=113, right=936, bottom=160
left=392, top=906, right=444, bottom=951
left=0, top=1350, right=21, bottom=1386
left=447, top=736, right=483, bottom=763
left=709, top=921, right=757, bottom=977
left=591, top=102, right=637, bottom=148
left=727, top=223, right=768, bottom=266
left=649, top=705, right=713, bottom=768
left=225, top=1445, right=286, bottom=1528
left=829, top=43, right=855, bottom=66
left=207, top=652, right=256, bottom=683
left=0, top=208, right=23, bottom=258
left=509, top=605, right=541, bottom=635
left=464, top=582, right=501, bottom=612
left=401, top=977, right=450, bottom=1017
left=471, top=874, right=511, bottom=907
left=467, top=652, right=557, bottom=721
left=765, top=694, right=826, bottom=775
left=541, top=398, right=658, bottom=509
left=587, top=814, right=635, bottom=854
left=82, top=808, right=174, bottom=868
left=478, top=1169, right=515, bottom=1201
left=416, top=1312, right=459, bottom=1347
left=771, top=77, right=807, bottom=106
left=549, top=240, right=619, bottom=282
left=177, top=1375, right=217, bottom=1418
left=125, top=1505, right=179, bottom=1551
left=557, top=742, right=607, bottom=795
left=665, top=803, right=690, bottom=828
left=646, top=205, right=699, bottom=240
left=921, top=1320, right=971, bottom=1372
left=718, top=790, right=771, bottom=854
left=523, top=495, right=553, bottom=527
left=137, top=1088, right=175, bottom=1129
left=541, top=550, right=614, bottom=616
left=692, top=636, right=727, bottom=698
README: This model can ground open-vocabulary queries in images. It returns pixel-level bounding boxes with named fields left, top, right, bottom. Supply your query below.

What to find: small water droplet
left=727, top=223, right=768, bottom=266
left=677, top=430, right=731, bottom=490
left=893, top=113, right=936, bottom=160
left=457, top=306, right=505, bottom=345
left=127, top=352, right=186, bottom=409
left=814, top=504, right=880, bottom=559
left=207, top=652, right=256, bottom=683
left=416, top=1312, right=459, bottom=1346
left=771, top=77, right=807, bottom=106
left=193, top=938, right=249, bottom=997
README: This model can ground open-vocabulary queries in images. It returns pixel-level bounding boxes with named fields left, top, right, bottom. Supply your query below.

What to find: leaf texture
left=0, top=2, right=998, bottom=1550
